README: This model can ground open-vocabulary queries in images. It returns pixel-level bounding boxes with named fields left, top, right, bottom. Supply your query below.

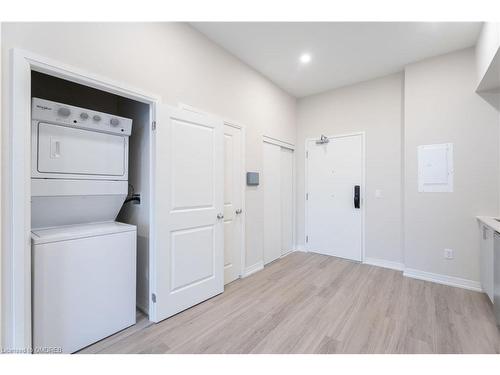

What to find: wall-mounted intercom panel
left=246, top=172, right=259, bottom=186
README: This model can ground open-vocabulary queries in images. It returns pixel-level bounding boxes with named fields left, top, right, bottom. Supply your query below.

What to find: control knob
left=110, top=118, right=120, bottom=126
left=57, top=107, right=71, bottom=117
left=93, top=115, right=101, bottom=122
left=80, top=112, right=89, bottom=120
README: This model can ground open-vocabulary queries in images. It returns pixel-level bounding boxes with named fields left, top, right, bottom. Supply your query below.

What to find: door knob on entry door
left=217, top=213, right=224, bottom=220
left=235, top=209, right=242, bottom=215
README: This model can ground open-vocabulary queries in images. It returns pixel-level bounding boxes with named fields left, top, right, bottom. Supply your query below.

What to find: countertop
left=477, top=216, right=500, bottom=233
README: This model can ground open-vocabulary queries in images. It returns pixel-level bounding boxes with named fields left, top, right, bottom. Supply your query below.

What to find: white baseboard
left=364, top=257, right=482, bottom=292
left=243, top=254, right=482, bottom=293
left=294, top=245, right=306, bottom=252
left=242, top=261, right=264, bottom=278
left=363, top=257, right=405, bottom=271
left=280, top=250, right=295, bottom=258
left=403, top=268, right=482, bottom=292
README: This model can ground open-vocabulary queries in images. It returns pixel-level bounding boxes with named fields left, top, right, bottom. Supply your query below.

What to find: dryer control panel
left=32, top=98, right=132, bottom=136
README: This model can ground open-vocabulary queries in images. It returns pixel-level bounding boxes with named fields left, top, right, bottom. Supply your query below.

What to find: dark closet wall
left=31, top=71, right=121, bottom=114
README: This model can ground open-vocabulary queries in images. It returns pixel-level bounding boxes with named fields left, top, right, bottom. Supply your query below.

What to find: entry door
left=263, top=141, right=294, bottom=265
left=152, top=105, right=224, bottom=322
left=306, top=134, right=363, bottom=261
left=223, top=124, right=243, bottom=284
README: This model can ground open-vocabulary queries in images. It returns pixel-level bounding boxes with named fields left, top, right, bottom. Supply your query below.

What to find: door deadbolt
left=217, top=213, right=224, bottom=219
left=235, top=209, right=243, bottom=214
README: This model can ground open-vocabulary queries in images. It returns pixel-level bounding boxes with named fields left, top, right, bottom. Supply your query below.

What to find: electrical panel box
left=418, top=143, right=453, bottom=193
left=246, top=172, right=259, bottom=186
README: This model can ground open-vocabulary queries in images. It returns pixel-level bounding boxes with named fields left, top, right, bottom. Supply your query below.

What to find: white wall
left=404, top=48, right=499, bottom=282
left=475, top=22, right=500, bottom=87
left=0, top=22, right=296, bottom=280
left=475, top=22, right=500, bottom=113
left=296, top=73, right=404, bottom=264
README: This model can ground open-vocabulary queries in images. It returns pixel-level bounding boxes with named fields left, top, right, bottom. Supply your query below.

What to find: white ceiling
left=191, top=22, right=483, bottom=98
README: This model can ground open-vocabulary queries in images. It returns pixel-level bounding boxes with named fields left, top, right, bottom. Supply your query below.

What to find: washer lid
left=31, top=221, right=136, bottom=245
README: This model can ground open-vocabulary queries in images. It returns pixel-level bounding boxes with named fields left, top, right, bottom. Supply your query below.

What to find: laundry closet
left=29, top=72, right=152, bottom=353
left=26, top=70, right=239, bottom=353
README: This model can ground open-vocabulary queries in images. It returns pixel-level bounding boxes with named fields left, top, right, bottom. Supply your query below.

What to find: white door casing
left=223, top=124, right=243, bottom=284
left=152, top=105, right=224, bottom=322
left=280, top=147, right=294, bottom=256
left=306, top=133, right=364, bottom=261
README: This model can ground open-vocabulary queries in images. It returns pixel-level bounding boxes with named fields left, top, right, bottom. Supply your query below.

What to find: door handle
left=354, top=185, right=360, bottom=209
left=217, top=213, right=224, bottom=220
left=235, top=209, right=242, bottom=215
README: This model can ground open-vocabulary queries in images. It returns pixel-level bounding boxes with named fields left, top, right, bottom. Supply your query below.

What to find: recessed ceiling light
left=299, top=53, right=311, bottom=64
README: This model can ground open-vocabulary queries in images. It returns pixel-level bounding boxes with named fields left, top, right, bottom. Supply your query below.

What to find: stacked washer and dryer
left=31, top=98, right=137, bottom=353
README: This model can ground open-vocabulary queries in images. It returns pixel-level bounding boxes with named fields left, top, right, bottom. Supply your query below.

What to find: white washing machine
left=32, top=222, right=136, bottom=354
left=31, top=98, right=137, bottom=353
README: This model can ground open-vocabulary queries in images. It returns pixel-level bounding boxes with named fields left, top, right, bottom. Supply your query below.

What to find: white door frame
left=3, top=48, right=161, bottom=350
left=262, top=135, right=296, bottom=257
left=304, top=132, right=366, bottom=261
left=177, top=102, right=247, bottom=279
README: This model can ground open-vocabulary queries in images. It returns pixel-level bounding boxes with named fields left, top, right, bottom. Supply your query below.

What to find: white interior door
left=152, top=105, right=224, bottom=322
left=263, top=141, right=295, bottom=265
left=280, top=147, right=294, bottom=255
left=223, top=124, right=243, bottom=284
left=306, top=134, right=363, bottom=261
left=263, top=142, right=282, bottom=264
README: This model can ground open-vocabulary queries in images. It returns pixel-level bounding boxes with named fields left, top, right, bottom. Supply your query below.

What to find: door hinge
left=151, top=293, right=157, bottom=303
left=306, top=235, right=309, bottom=243
left=306, top=151, right=309, bottom=158
left=306, top=193, right=309, bottom=200
left=152, top=121, right=156, bottom=131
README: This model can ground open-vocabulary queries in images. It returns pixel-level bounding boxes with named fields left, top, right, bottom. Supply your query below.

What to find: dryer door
left=36, top=122, right=127, bottom=178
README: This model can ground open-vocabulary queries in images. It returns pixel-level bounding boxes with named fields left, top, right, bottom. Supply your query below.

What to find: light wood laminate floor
left=79, top=252, right=500, bottom=354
